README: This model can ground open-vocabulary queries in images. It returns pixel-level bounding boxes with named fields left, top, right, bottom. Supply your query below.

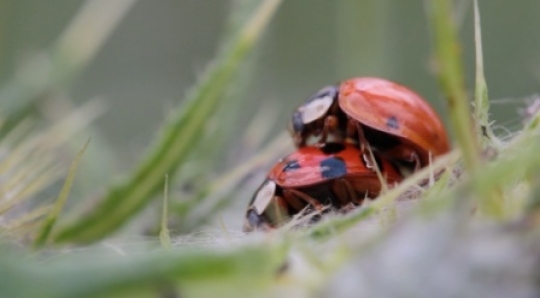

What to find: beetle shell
left=243, top=143, right=402, bottom=231
left=270, top=143, right=400, bottom=187
left=339, top=77, right=450, bottom=165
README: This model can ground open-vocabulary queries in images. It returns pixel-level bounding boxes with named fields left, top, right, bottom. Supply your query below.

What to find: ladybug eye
left=252, top=180, right=277, bottom=215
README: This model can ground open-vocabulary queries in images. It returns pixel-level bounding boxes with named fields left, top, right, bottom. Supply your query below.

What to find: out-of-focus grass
left=33, top=139, right=90, bottom=248
left=473, top=0, right=495, bottom=146
left=0, top=1, right=539, bottom=298
left=426, top=0, right=480, bottom=173
left=0, top=244, right=289, bottom=298
left=52, top=0, right=284, bottom=244
left=0, top=102, right=103, bottom=242
left=0, top=0, right=137, bottom=137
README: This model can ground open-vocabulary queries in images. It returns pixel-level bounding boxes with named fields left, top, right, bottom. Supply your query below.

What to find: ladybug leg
left=383, top=146, right=422, bottom=172
left=332, top=178, right=362, bottom=206
left=345, top=119, right=357, bottom=145
left=320, top=115, right=339, bottom=144
left=283, top=189, right=324, bottom=211
left=345, top=119, right=369, bottom=150
left=283, top=191, right=306, bottom=211
left=293, top=134, right=305, bottom=148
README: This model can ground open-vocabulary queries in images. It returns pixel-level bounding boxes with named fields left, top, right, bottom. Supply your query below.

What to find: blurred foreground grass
left=0, top=0, right=539, bottom=297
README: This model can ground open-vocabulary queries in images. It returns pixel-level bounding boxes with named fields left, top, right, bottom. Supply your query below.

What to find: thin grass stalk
left=33, top=139, right=90, bottom=248
left=0, top=0, right=137, bottom=138
left=473, top=0, right=495, bottom=146
left=159, top=175, right=172, bottom=249
left=0, top=244, right=288, bottom=298
left=426, top=0, right=480, bottom=173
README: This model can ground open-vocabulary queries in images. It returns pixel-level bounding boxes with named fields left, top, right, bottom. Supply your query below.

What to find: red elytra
left=339, top=77, right=450, bottom=167
left=243, top=143, right=402, bottom=231
left=289, top=77, right=450, bottom=170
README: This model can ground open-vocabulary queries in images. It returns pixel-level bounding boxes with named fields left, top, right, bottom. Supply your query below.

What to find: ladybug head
left=288, top=85, right=339, bottom=147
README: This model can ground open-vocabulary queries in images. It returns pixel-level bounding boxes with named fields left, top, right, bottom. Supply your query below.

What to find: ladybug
left=243, top=143, right=402, bottom=231
left=289, top=77, right=450, bottom=170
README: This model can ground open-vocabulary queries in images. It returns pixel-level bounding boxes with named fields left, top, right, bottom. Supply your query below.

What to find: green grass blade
left=473, top=0, right=494, bottom=146
left=0, top=244, right=288, bottom=298
left=159, top=175, right=172, bottom=249
left=0, top=0, right=137, bottom=138
left=53, top=0, right=283, bottom=244
left=1, top=205, right=52, bottom=235
left=426, top=0, right=480, bottom=173
left=33, top=139, right=90, bottom=248
left=427, top=0, right=505, bottom=217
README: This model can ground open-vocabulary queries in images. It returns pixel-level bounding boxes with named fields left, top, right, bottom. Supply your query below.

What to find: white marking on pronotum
left=301, top=96, right=333, bottom=124
left=253, top=180, right=277, bottom=215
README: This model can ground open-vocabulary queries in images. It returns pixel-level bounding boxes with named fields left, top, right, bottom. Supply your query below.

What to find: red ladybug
left=289, top=77, right=450, bottom=170
left=243, top=143, right=402, bottom=231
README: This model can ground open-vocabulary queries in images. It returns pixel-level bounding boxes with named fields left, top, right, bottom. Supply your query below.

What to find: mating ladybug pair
left=244, top=77, right=450, bottom=231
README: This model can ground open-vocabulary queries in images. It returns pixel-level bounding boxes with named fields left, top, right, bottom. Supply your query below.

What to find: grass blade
left=159, top=175, right=172, bottom=249
left=0, top=243, right=288, bottom=298
left=1, top=205, right=52, bottom=235
left=0, top=0, right=137, bottom=138
left=426, top=0, right=480, bottom=173
left=33, top=139, right=90, bottom=248
left=473, top=0, right=495, bottom=146
left=53, top=0, right=283, bottom=244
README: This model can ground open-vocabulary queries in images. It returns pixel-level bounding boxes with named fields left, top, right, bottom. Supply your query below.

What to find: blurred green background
left=1, top=0, right=538, bottom=162
left=1, top=0, right=539, bottom=231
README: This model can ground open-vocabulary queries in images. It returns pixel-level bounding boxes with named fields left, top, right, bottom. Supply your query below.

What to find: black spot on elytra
left=320, top=157, right=347, bottom=179
left=386, top=116, right=399, bottom=130
left=283, top=160, right=301, bottom=172
left=319, top=143, right=345, bottom=154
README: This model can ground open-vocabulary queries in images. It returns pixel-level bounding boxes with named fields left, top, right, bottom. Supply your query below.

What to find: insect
left=289, top=77, right=450, bottom=170
left=243, top=143, right=402, bottom=231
